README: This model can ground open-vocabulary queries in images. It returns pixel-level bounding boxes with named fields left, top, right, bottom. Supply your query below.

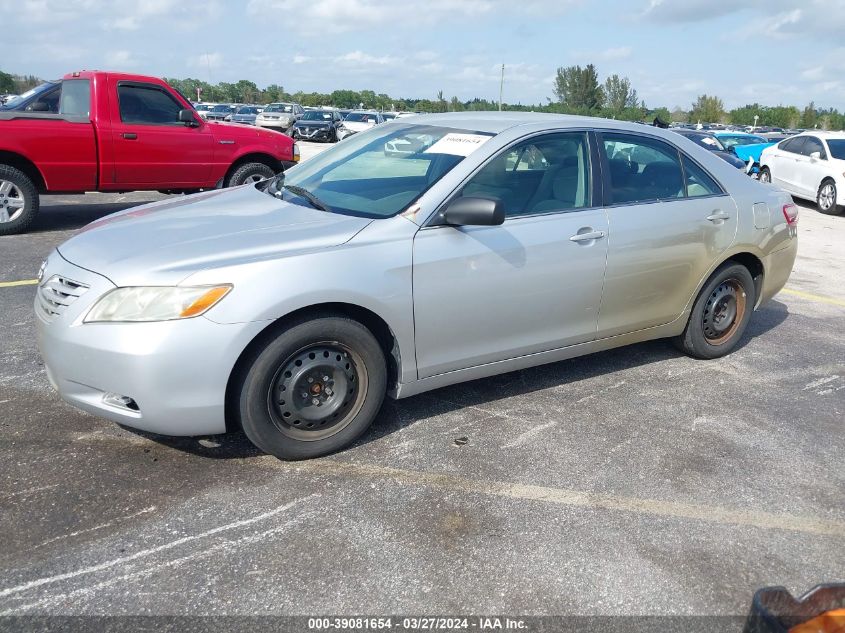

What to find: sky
left=3, top=0, right=845, bottom=111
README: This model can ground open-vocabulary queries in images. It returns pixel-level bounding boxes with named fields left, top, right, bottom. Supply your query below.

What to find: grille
left=37, top=275, right=89, bottom=321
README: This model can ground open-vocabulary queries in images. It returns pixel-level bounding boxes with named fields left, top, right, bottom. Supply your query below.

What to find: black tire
left=758, top=166, right=771, bottom=184
left=673, top=262, right=756, bottom=360
left=0, top=164, right=39, bottom=236
left=237, top=315, right=387, bottom=460
left=225, top=162, right=276, bottom=187
left=816, top=179, right=842, bottom=216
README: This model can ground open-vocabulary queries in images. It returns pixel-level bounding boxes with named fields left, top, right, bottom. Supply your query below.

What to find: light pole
left=498, top=64, right=504, bottom=111
left=753, top=114, right=759, bottom=131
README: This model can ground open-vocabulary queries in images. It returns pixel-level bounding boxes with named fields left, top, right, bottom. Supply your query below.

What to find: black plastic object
left=443, top=196, right=505, bottom=226
left=744, top=584, right=845, bottom=633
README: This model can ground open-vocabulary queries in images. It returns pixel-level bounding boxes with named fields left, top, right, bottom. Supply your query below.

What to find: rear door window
left=602, top=133, right=685, bottom=204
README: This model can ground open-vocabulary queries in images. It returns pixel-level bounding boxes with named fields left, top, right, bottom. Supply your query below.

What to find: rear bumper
left=759, top=237, right=798, bottom=306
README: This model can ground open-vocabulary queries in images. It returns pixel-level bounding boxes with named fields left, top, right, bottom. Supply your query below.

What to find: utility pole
left=498, top=64, right=504, bottom=111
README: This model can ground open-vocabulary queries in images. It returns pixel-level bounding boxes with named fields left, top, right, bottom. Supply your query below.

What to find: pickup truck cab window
left=118, top=83, right=183, bottom=125
left=58, top=79, right=90, bottom=117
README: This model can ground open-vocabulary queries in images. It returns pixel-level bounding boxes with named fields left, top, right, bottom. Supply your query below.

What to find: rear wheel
left=759, top=167, right=771, bottom=183
left=673, top=263, right=756, bottom=360
left=237, top=316, right=387, bottom=460
left=817, top=179, right=842, bottom=215
left=226, top=162, right=276, bottom=187
left=0, top=165, right=39, bottom=236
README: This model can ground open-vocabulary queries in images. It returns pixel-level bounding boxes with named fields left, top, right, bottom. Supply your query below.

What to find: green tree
left=449, top=96, right=463, bottom=112
left=800, top=102, right=818, bottom=129
left=0, top=70, right=15, bottom=93
left=554, top=64, right=604, bottom=111
left=670, top=107, right=689, bottom=123
left=690, top=94, right=725, bottom=124
left=603, top=74, right=637, bottom=113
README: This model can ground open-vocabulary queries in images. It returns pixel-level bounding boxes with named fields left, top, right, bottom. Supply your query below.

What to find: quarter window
left=602, top=133, right=684, bottom=203
left=118, top=84, right=183, bottom=125
left=460, top=133, right=591, bottom=217
left=779, top=137, right=805, bottom=154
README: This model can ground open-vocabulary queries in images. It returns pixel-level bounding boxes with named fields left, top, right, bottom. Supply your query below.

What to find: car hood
left=343, top=121, right=374, bottom=132
left=733, top=142, right=775, bottom=162
left=295, top=120, right=330, bottom=128
left=57, top=185, right=373, bottom=286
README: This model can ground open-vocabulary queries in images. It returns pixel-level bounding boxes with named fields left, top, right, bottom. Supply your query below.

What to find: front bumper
left=292, top=126, right=334, bottom=141
left=34, top=252, right=269, bottom=436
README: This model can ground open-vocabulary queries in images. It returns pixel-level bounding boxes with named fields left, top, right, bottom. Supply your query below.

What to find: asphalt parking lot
left=0, top=142, right=843, bottom=617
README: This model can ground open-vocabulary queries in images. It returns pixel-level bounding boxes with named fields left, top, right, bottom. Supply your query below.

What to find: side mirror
left=809, top=151, right=821, bottom=160
left=179, top=109, right=199, bottom=126
left=443, top=196, right=505, bottom=227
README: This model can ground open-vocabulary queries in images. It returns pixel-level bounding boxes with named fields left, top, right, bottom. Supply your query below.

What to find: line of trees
left=3, top=66, right=844, bottom=130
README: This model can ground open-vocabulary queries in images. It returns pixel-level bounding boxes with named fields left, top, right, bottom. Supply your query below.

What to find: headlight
left=293, top=142, right=300, bottom=162
left=84, top=285, right=232, bottom=323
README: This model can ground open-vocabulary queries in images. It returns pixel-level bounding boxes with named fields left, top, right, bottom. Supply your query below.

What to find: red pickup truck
left=0, top=71, right=299, bottom=234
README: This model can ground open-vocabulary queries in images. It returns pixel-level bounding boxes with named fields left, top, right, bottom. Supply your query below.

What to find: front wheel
left=673, top=263, right=756, bottom=360
left=237, top=316, right=387, bottom=460
left=0, top=165, right=39, bottom=235
left=817, top=179, right=842, bottom=215
left=226, top=162, right=276, bottom=187
left=759, top=167, right=771, bottom=184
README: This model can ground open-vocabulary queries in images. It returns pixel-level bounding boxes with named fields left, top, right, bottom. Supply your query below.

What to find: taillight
left=782, top=203, right=798, bottom=226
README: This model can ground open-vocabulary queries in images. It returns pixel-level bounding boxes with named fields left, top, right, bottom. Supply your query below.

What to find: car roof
left=801, top=130, right=845, bottom=138
left=403, top=111, right=678, bottom=136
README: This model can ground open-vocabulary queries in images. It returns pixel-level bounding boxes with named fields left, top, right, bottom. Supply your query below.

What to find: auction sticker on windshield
left=424, top=132, right=491, bottom=156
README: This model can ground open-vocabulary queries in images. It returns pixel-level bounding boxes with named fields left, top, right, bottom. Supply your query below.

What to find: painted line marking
left=779, top=287, right=845, bottom=308
left=0, top=279, right=38, bottom=288
left=280, top=460, right=845, bottom=538
left=0, top=494, right=316, bottom=600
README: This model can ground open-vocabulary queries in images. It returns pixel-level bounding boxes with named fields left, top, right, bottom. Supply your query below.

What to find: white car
left=760, top=132, right=845, bottom=215
left=341, top=111, right=384, bottom=134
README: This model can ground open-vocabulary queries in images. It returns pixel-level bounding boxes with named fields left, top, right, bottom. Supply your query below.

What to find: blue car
left=711, top=132, right=775, bottom=176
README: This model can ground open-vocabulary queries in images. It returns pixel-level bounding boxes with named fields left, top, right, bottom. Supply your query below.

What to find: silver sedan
left=35, top=113, right=798, bottom=459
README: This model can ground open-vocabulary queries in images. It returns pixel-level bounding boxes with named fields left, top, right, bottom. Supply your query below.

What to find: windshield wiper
left=283, top=184, right=332, bottom=212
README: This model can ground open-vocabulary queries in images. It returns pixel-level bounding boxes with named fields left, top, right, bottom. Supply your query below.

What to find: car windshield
left=301, top=111, right=333, bottom=121
left=0, top=81, right=57, bottom=110
left=265, top=104, right=293, bottom=113
left=211, top=105, right=231, bottom=112
left=237, top=106, right=259, bottom=114
left=827, top=140, right=845, bottom=160
left=268, top=124, right=494, bottom=219
left=345, top=113, right=377, bottom=123
left=719, top=135, right=767, bottom=148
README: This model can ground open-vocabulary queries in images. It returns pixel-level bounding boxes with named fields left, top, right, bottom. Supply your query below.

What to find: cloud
left=188, top=52, right=223, bottom=70
left=105, top=50, right=138, bottom=68
left=335, top=51, right=398, bottom=66
left=246, top=0, right=580, bottom=33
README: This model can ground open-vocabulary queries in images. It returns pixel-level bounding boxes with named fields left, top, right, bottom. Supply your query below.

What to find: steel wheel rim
left=760, top=171, right=770, bottom=183
left=702, top=278, right=747, bottom=345
left=820, top=184, right=835, bottom=210
left=267, top=342, right=368, bottom=441
left=0, top=180, right=25, bottom=223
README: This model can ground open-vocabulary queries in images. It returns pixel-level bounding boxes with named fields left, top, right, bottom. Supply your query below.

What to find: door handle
left=569, top=230, right=606, bottom=242
left=122, top=133, right=137, bottom=140
left=706, top=211, right=730, bottom=222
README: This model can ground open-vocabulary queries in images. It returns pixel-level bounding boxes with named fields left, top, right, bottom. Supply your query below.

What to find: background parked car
left=671, top=129, right=747, bottom=169
left=342, top=111, right=384, bottom=135
left=0, top=81, right=61, bottom=112
left=291, top=109, right=344, bottom=142
left=760, top=132, right=845, bottom=215
left=206, top=104, right=236, bottom=121
left=255, top=102, right=303, bottom=132
left=231, top=105, right=262, bottom=125
left=194, top=103, right=218, bottom=120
